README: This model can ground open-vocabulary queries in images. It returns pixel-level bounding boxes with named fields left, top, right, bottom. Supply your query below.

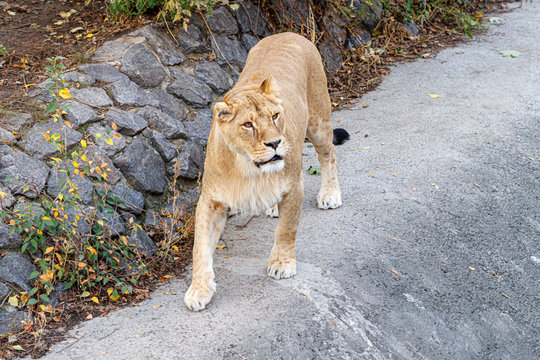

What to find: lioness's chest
left=217, top=176, right=291, bottom=215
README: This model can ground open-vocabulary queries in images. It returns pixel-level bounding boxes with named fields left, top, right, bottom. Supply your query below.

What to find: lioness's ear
left=260, top=76, right=276, bottom=95
left=213, top=102, right=234, bottom=122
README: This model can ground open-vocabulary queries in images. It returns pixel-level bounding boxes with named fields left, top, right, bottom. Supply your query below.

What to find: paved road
left=43, top=3, right=539, bottom=359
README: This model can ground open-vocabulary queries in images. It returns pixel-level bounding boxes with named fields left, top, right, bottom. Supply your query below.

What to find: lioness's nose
left=264, top=139, right=282, bottom=150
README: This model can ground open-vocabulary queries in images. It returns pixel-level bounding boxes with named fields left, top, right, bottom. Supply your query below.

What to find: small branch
left=0, top=52, right=15, bottom=92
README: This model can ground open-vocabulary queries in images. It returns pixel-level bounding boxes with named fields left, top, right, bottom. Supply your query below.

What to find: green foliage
left=1, top=59, right=146, bottom=313
left=109, top=0, right=216, bottom=23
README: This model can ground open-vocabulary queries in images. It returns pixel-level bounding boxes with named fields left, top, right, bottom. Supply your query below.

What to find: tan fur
left=184, top=33, right=343, bottom=311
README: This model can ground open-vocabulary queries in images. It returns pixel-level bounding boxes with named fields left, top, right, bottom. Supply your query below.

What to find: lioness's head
left=213, top=76, right=288, bottom=174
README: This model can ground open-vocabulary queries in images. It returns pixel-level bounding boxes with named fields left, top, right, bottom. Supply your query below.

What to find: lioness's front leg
left=267, top=181, right=304, bottom=279
left=184, top=196, right=227, bottom=311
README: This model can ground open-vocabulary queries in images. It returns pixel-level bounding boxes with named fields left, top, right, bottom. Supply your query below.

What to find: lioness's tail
left=333, top=128, right=350, bottom=145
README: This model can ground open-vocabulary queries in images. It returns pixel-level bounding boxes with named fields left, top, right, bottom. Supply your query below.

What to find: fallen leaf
left=501, top=50, right=521, bottom=58
left=159, top=275, right=174, bottom=282
left=430, top=183, right=439, bottom=189
left=527, top=156, right=535, bottom=161
left=59, top=9, right=77, bottom=18
left=96, top=352, right=107, bottom=355
left=12, top=345, right=24, bottom=351
left=70, top=27, right=84, bottom=33
left=428, top=94, right=442, bottom=98
left=54, top=20, right=64, bottom=25
left=501, top=292, right=509, bottom=298
left=391, top=237, right=398, bottom=241
left=368, top=172, right=373, bottom=177
left=391, top=269, right=399, bottom=276
left=86, top=313, right=93, bottom=320
left=302, top=291, right=310, bottom=296
left=488, top=17, right=502, bottom=23
left=216, top=244, right=226, bottom=250
left=468, top=266, right=476, bottom=270
left=58, top=88, right=72, bottom=99
left=474, top=12, right=483, bottom=17
left=420, top=53, right=432, bottom=58
left=363, top=146, right=370, bottom=150
left=152, top=305, right=163, bottom=309
left=362, top=103, right=368, bottom=108
left=332, top=225, right=342, bottom=230
left=136, top=333, right=141, bottom=339
left=307, top=166, right=321, bottom=175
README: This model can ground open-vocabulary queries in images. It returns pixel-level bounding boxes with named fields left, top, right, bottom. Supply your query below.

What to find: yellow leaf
left=91, top=296, right=99, bottom=304
left=104, top=137, right=114, bottom=146
left=44, top=246, right=54, bottom=255
left=474, top=12, right=483, bottom=18
left=50, top=157, right=62, bottom=163
left=12, top=345, right=24, bottom=351
left=216, top=244, right=226, bottom=250
left=56, top=253, right=63, bottom=263
left=72, top=161, right=79, bottom=168
left=0, top=191, right=6, bottom=198
left=86, top=33, right=94, bottom=38
left=81, top=139, right=87, bottom=149
left=428, top=94, right=441, bottom=98
left=42, top=216, right=51, bottom=221
left=58, top=88, right=72, bottom=99
left=87, top=246, right=97, bottom=256
left=54, top=20, right=64, bottom=25
left=58, top=194, right=64, bottom=201
left=152, top=305, right=163, bottom=309
left=8, top=295, right=19, bottom=307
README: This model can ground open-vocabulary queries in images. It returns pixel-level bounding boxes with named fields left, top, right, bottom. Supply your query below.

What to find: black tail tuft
left=333, top=128, right=350, bottom=145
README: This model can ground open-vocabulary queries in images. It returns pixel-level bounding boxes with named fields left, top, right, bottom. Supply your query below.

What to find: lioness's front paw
left=317, top=188, right=342, bottom=209
left=265, top=204, right=279, bottom=218
left=267, top=258, right=296, bottom=279
left=184, top=281, right=216, bottom=312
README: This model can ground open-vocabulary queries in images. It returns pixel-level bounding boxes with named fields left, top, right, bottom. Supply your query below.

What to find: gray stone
left=167, top=71, right=213, bottom=108
left=107, top=78, right=160, bottom=107
left=149, top=88, right=187, bottom=121
left=270, top=0, right=311, bottom=30
left=46, top=167, right=94, bottom=205
left=137, top=106, right=188, bottom=140
left=78, top=63, right=129, bottom=83
left=147, top=130, right=178, bottom=162
left=129, top=25, right=186, bottom=66
left=0, top=185, right=16, bottom=209
left=95, top=209, right=125, bottom=236
left=70, top=87, right=113, bottom=107
left=186, top=109, right=212, bottom=145
left=0, top=253, right=36, bottom=292
left=0, top=223, right=22, bottom=250
left=211, top=35, right=248, bottom=69
left=12, top=202, right=45, bottom=218
left=241, top=33, right=259, bottom=51
left=87, top=123, right=127, bottom=157
left=345, top=32, right=371, bottom=50
left=176, top=24, right=207, bottom=54
left=351, top=0, right=382, bottom=30
left=0, top=311, right=28, bottom=335
left=206, top=6, right=238, bottom=35
left=176, top=186, right=199, bottom=212
left=65, top=206, right=91, bottom=236
left=323, top=14, right=347, bottom=46
left=129, top=228, right=157, bottom=257
left=104, top=108, right=147, bottom=136
left=0, top=282, right=9, bottom=301
left=0, top=145, right=50, bottom=198
left=83, top=145, right=122, bottom=184
left=0, top=111, right=32, bottom=132
left=92, top=39, right=133, bottom=62
left=0, top=128, right=15, bottom=143
left=235, top=1, right=268, bottom=35
left=63, top=71, right=96, bottom=86
left=402, top=20, right=420, bottom=35
left=318, top=43, right=343, bottom=73
left=113, top=138, right=166, bottom=195
left=111, top=186, right=144, bottom=215
left=62, top=100, right=99, bottom=129
left=121, top=43, right=166, bottom=88
left=20, top=119, right=82, bottom=160
left=195, top=61, right=229, bottom=94
left=168, top=139, right=205, bottom=180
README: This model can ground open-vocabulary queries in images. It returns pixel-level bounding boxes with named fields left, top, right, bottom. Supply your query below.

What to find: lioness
left=184, top=32, right=349, bottom=311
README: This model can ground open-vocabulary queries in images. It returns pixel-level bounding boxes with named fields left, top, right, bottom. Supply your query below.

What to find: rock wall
left=0, top=0, right=383, bottom=332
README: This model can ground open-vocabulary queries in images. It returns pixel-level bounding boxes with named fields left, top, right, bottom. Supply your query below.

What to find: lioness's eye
left=272, top=113, right=279, bottom=120
left=242, top=122, right=252, bottom=128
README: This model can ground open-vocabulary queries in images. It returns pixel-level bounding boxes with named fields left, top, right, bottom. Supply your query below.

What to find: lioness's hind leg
left=307, top=112, right=342, bottom=210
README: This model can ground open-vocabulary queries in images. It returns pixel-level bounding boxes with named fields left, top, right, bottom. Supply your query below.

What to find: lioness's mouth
left=255, top=154, right=283, bottom=167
